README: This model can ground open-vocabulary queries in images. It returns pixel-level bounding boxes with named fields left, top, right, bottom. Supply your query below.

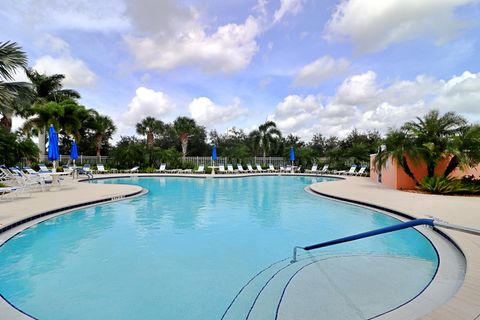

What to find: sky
left=2, top=0, right=480, bottom=141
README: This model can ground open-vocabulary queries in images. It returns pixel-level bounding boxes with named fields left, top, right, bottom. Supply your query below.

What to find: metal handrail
left=291, top=218, right=480, bottom=263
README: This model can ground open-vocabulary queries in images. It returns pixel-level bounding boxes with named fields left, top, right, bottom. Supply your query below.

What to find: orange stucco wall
left=369, top=154, right=480, bottom=190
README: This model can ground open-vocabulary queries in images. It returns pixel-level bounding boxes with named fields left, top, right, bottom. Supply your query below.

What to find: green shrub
left=419, top=175, right=469, bottom=194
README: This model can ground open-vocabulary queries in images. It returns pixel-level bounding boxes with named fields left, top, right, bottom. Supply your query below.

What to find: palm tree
left=173, top=117, right=201, bottom=160
left=136, top=116, right=165, bottom=147
left=89, top=112, right=116, bottom=158
left=0, top=41, right=32, bottom=131
left=249, top=121, right=282, bottom=157
left=25, top=69, right=80, bottom=158
left=374, top=110, right=479, bottom=183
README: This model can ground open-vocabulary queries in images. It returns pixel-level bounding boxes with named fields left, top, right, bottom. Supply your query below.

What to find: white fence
left=183, top=156, right=287, bottom=166
left=40, top=155, right=108, bottom=165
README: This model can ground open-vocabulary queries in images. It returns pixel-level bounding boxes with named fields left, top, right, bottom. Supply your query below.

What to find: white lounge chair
left=305, top=164, right=318, bottom=173
left=237, top=164, right=245, bottom=173
left=195, top=165, right=205, bottom=174
left=267, top=164, right=276, bottom=172
left=96, top=164, right=111, bottom=174
left=354, top=165, right=368, bottom=176
left=7, top=167, right=45, bottom=192
left=123, top=166, right=139, bottom=173
left=335, top=165, right=357, bottom=175
left=38, top=163, right=51, bottom=173
left=218, top=164, right=226, bottom=174
left=318, top=164, right=329, bottom=174
left=247, top=164, right=255, bottom=173
left=256, top=164, right=265, bottom=172
left=279, top=166, right=285, bottom=172
left=156, top=163, right=167, bottom=173
left=227, top=164, right=236, bottom=174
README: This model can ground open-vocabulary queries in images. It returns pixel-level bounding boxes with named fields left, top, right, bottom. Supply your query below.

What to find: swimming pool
left=0, top=176, right=440, bottom=319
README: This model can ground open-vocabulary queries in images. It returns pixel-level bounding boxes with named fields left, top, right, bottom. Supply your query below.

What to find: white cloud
left=120, top=87, right=176, bottom=126
left=188, top=97, right=247, bottom=125
left=273, top=0, right=304, bottom=24
left=293, top=56, right=350, bottom=87
left=36, top=34, right=70, bottom=54
left=34, top=55, right=97, bottom=87
left=124, top=0, right=262, bottom=73
left=269, top=70, right=480, bottom=140
left=324, top=0, right=474, bottom=53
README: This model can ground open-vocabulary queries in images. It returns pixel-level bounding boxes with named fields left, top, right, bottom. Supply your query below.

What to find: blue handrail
left=291, top=218, right=435, bottom=263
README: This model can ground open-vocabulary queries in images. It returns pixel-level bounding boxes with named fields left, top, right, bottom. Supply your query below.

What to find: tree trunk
left=38, top=126, right=46, bottom=161
left=400, top=156, right=419, bottom=185
left=444, top=156, right=459, bottom=177
left=0, top=112, right=12, bottom=132
left=96, top=134, right=102, bottom=158
left=180, top=133, right=188, bottom=160
left=147, top=131, right=154, bottom=147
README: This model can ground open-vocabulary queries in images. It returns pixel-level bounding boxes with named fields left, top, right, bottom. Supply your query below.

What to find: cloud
left=36, top=34, right=70, bottom=54
left=188, top=97, right=248, bottom=125
left=34, top=55, right=97, bottom=87
left=293, top=56, right=350, bottom=87
left=124, top=0, right=262, bottom=73
left=3, top=0, right=129, bottom=32
left=324, top=0, right=474, bottom=53
left=120, top=87, right=176, bottom=126
left=273, top=0, right=304, bottom=24
left=269, top=70, right=480, bottom=140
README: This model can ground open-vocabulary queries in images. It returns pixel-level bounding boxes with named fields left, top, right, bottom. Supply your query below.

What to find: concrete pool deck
left=0, top=173, right=479, bottom=319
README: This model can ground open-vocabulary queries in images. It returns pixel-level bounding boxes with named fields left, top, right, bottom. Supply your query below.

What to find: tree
left=25, top=69, right=80, bottom=158
left=136, top=116, right=165, bottom=147
left=89, top=112, right=116, bottom=158
left=172, top=117, right=205, bottom=160
left=0, top=41, right=32, bottom=131
left=249, top=121, right=282, bottom=157
left=374, top=110, right=479, bottom=184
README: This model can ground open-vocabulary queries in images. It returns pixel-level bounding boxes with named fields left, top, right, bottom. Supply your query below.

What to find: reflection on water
left=0, top=176, right=438, bottom=320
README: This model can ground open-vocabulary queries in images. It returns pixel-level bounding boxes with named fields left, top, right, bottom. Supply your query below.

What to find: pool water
left=0, top=176, right=438, bottom=319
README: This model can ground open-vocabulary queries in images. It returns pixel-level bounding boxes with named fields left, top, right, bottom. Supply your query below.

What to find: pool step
left=222, top=256, right=323, bottom=320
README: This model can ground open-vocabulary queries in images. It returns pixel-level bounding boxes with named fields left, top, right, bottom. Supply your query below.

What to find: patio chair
left=305, top=164, right=318, bottom=173
left=257, top=164, right=266, bottom=172
left=267, top=164, right=276, bottom=172
left=218, top=164, right=226, bottom=174
left=195, top=165, right=205, bottom=174
left=246, top=164, right=255, bottom=173
left=279, top=166, right=285, bottom=172
left=227, top=164, right=236, bottom=174
left=237, top=164, right=245, bottom=173
left=156, top=163, right=167, bottom=173
left=334, top=165, right=357, bottom=175
left=96, top=164, right=111, bottom=174
left=124, top=166, right=139, bottom=173
left=318, top=164, right=329, bottom=174
left=285, top=165, right=292, bottom=173
left=8, top=167, right=45, bottom=192
left=354, top=165, right=368, bottom=176
left=38, top=163, right=51, bottom=173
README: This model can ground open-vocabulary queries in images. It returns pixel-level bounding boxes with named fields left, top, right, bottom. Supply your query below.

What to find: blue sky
left=2, top=0, right=480, bottom=140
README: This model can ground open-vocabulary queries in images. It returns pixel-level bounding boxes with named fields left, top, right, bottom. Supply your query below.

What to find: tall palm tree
left=25, top=69, right=80, bottom=158
left=173, top=117, right=201, bottom=160
left=89, top=112, right=116, bottom=158
left=249, top=121, right=282, bottom=157
left=22, top=101, right=65, bottom=140
left=136, top=116, right=165, bottom=147
left=374, top=110, right=478, bottom=183
left=0, top=41, right=32, bottom=131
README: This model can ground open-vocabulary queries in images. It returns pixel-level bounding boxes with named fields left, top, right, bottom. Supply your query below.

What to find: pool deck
left=0, top=173, right=479, bottom=319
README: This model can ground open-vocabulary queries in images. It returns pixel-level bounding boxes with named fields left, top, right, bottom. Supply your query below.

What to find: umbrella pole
left=291, top=160, right=294, bottom=173
left=53, top=160, right=57, bottom=173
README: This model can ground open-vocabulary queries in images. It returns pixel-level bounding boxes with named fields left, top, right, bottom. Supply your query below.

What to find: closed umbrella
left=48, top=125, right=60, bottom=171
left=290, top=147, right=295, bottom=173
left=70, top=140, right=78, bottom=168
left=211, top=144, right=217, bottom=175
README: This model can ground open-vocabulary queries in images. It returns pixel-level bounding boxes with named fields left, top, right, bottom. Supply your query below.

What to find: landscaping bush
left=419, top=175, right=470, bottom=194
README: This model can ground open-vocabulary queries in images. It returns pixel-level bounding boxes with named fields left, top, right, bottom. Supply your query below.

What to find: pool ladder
left=291, top=218, right=480, bottom=263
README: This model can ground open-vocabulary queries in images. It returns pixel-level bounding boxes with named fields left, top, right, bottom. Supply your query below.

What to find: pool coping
left=0, top=174, right=476, bottom=319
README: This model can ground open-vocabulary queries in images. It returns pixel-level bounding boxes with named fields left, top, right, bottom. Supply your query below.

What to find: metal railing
left=291, top=218, right=480, bottom=263
left=40, top=155, right=108, bottom=165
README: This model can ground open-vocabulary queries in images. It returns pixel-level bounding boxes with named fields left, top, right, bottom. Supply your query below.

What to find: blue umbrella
left=290, top=147, right=295, bottom=173
left=212, top=144, right=217, bottom=161
left=48, top=125, right=59, bottom=170
left=70, top=140, right=78, bottom=167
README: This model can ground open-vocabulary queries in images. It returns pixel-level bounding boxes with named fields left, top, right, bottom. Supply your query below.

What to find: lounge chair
left=218, top=164, right=226, bottom=174
left=195, top=165, right=205, bottom=174
left=96, top=164, right=111, bottom=174
left=227, top=164, right=236, bottom=174
left=335, top=165, right=357, bottom=175
left=122, top=166, right=139, bottom=173
left=305, top=164, right=318, bottom=173
left=156, top=163, right=167, bottom=173
left=267, top=164, right=276, bottom=172
left=354, top=165, right=368, bottom=176
left=284, top=165, right=292, bottom=173
left=237, top=164, right=245, bottom=173
left=257, top=164, right=266, bottom=172
left=38, top=163, right=51, bottom=173
left=247, top=164, right=255, bottom=173
left=318, top=164, right=329, bottom=174
left=279, top=166, right=285, bottom=172
left=7, top=167, right=45, bottom=192
left=294, top=165, right=302, bottom=173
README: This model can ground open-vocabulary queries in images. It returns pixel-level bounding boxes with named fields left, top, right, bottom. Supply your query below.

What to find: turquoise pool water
left=0, top=176, right=438, bottom=319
